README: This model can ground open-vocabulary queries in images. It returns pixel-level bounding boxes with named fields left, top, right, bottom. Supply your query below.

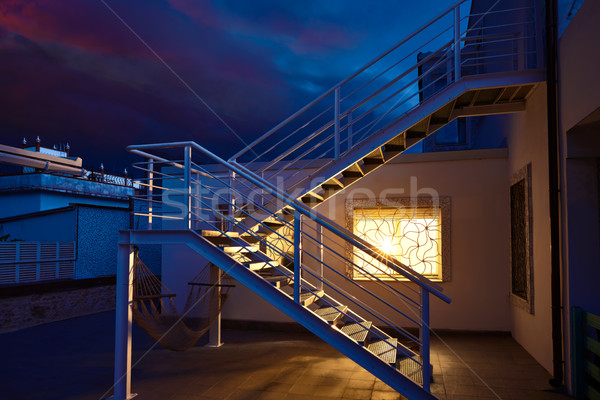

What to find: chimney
left=21, top=138, right=27, bottom=149
left=65, top=143, right=70, bottom=157
left=35, top=136, right=41, bottom=152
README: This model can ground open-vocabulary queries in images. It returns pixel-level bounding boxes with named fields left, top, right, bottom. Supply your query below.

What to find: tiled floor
left=0, top=311, right=572, bottom=400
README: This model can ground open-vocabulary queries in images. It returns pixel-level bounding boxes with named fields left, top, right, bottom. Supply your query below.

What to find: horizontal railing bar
left=230, top=0, right=468, bottom=161
left=129, top=142, right=449, bottom=301
left=300, top=224, right=422, bottom=304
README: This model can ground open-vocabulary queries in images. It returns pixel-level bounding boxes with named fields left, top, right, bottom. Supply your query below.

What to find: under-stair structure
left=111, top=1, right=545, bottom=399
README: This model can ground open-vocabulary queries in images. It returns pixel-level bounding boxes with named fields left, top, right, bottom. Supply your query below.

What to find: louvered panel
left=0, top=264, right=16, bottom=284
left=40, top=243, right=58, bottom=260
left=39, top=262, right=58, bottom=280
left=59, top=242, right=75, bottom=259
left=0, top=243, right=17, bottom=263
left=0, top=242, right=76, bottom=285
left=19, top=243, right=38, bottom=261
left=18, top=263, right=38, bottom=282
left=58, top=261, right=75, bottom=279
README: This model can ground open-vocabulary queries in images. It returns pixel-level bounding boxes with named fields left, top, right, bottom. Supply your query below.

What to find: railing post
left=317, top=223, right=324, bottom=291
left=294, top=210, right=301, bottom=303
left=334, top=87, right=340, bottom=159
left=347, top=111, right=353, bottom=152
left=454, top=5, right=461, bottom=82
left=184, top=145, right=192, bottom=230
left=147, top=159, right=154, bottom=230
left=112, top=242, right=135, bottom=400
left=420, top=288, right=431, bottom=392
left=228, top=170, right=235, bottom=232
left=193, top=172, right=200, bottom=230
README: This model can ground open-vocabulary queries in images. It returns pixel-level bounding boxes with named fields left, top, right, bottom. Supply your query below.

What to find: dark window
left=510, top=179, right=528, bottom=299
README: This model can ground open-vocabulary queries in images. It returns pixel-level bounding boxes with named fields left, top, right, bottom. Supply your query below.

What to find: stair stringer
left=283, top=69, right=546, bottom=197
left=126, top=229, right=438, bottom=400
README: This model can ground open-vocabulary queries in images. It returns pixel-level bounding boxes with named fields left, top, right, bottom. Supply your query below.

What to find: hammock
left=132, top=250, right=234, bottom=351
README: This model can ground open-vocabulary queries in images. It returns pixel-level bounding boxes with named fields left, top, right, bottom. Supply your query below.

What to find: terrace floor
left=0, top=311, right=572, bottom=400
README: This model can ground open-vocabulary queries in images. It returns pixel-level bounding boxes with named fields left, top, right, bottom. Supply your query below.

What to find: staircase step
left=362, top=157, right=384, bottom=165
left=240, top=234, right=261, bottom=244
left=405, top=130, right=426, bottom=140
left=361, top=157, right=385, bottom=174
left=383, top=143, right=405, bottom=153
left=301, top=193, right=324, bottom=206
left=315, top=305, right=348, bottom=324
left=367, top=338, right=398, bottom=365
left=201, top=230, right=239, bottom=238
left=257, top=221, right=287, bottom=235
left=341, top=170, right=363, bottom=186
left=321, top=183, right=343, bottom=191
left=261, top=274, right=292, bottom=288
left=300, top=290, right=324, bottom=307
left=222, top=245, right=259, bottom=254
left=264, top=220, right=286, bottom=229
left=340, top=321, right=373, bottom=344
left=201, top=231, right=240, bottom=245
left=397, top=355, right=423, bottom=384
left=430, top=116, right=448, bottom=125
left=244, top=260, right=280, bottom=271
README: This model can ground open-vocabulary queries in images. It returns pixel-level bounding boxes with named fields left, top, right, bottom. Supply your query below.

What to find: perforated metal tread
left=398, top=355, right=423, bottom=385
left=315, top=305, right=347, bottom=324
left=340, top=321, right=372, bottom=343
left=367, top=338, right=398, bottom=364
left=201, top=230, right=239, bottom=237
left=299, top=290, right=323, bottom=306
left=222, top=245, right=259, bottom=254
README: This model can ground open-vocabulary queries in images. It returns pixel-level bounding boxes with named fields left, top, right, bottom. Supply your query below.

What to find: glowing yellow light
left=379, top=238, right=394, bottom=254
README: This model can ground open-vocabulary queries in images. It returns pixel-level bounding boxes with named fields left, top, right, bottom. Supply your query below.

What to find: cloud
left=0, top=0, right=452, bottom=171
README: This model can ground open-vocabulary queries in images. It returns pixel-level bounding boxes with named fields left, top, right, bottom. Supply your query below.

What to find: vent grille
left=0, top=242, right=76, bottom=284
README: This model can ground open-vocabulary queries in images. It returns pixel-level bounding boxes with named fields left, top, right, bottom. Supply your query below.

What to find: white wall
left=558, top=0, right=600, bottom=390
left=316, top=149, right=511, bottom=331
left=191, top=149, right=512, bottom=330
left=506, top=84, right=554, bottom=373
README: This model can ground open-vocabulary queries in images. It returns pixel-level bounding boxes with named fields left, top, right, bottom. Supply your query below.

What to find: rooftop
left=0, top=311, right=572, bottom=400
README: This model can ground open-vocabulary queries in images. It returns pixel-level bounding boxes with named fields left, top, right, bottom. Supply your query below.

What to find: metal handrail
left=230, top=0, right=469, bottom=161
left=130, top=147, right=428, bottom=352
left=228, top=0, right=537, bottom=193
left=128, top=141, right=449, bottom=302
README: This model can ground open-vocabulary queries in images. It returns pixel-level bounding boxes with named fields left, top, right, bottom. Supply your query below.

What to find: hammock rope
left=132, top=250, right=234, bottom=351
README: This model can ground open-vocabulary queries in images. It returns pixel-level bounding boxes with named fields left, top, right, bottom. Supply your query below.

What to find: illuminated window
left=347, top=198, right=450, bottom=282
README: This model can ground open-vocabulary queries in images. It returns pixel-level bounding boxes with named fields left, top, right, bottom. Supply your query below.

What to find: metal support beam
left=207, top=263, right=223, bottom=347
left=111, top=241, right=136, bottom=400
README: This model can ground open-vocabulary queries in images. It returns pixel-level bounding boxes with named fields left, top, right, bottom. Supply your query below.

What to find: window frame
left=345, top=196, right=451, bottom=282
left=510, top=163, right=534, bottom=314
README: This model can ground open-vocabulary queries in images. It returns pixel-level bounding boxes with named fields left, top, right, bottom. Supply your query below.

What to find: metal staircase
left=122, top=142, right=449, bottom=400
left=228, top=0, right=544, bottom=222
left=111, top=1, right=544, bottom=399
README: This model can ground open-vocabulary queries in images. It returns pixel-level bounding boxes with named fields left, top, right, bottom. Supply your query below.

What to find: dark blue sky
left=1, top=0, right=460, bottom=171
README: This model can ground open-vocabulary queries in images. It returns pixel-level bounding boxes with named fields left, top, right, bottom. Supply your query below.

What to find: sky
left=0, top=0, right=580, bottom=174
left=0, top=0, right=460, bottom=173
